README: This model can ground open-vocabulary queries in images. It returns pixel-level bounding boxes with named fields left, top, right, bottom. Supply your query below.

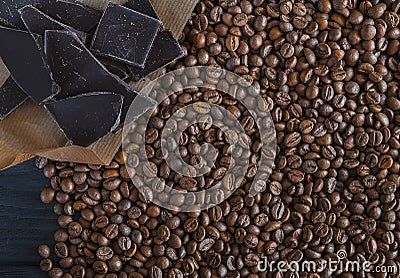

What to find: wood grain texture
left=0, top=160, right=57, bottom=277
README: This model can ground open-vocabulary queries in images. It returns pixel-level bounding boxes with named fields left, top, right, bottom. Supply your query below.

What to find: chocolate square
left=128, top=30, right=183, bottom=81
left=91, top=3, right=161, bottom=67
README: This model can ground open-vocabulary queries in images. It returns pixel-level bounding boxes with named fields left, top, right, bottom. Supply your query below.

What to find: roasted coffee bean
left=254, top=213, right=269, bottom=226
left=93, top=261, right=108, bottom=274
left=293, top=16, right=308, bottom=29
left=40, top=187, right=56, bottom=204
left=38, top=244, right=51, bottom=258
left=179, top=177, right=197, bottom=190
left=284, top=132, right=301, bottom=147
left=184, top=218, right=199, bottom=233
left=105, top=224, right=119, bottom=239
left=244, top=234, right=258, bottom=248
left=54, top=242, right=68, bottom=258
left=68, top=222, right=82, bottom=237
left=194, top=14, right=208, bottom=31
left=280, top=43, right=295, bottom=58
left=96, top=246, right=114, bottom=261
left=48, top=267, right=63, bottom=278
left=268, top=181, right=282, bottom=195
left=199, top=238, right=215, bottom=251
left=70, top=265, right=85, bottom=278
left=40, top=258, right=53, bottom=272
left=364, top=236, right=378, bottom=254
left=150, top=266, right=163, bottom=278
left=118, top=236, right=132, bottom=251
left=168, top=268, right=183, bottom=278
left=271, top=202, right=285, bottom=220
left=157, top=225, right=171, bottom=242
left=94, top=215, right=109, bottom=229
left=314, top=223, right=329, bottom=237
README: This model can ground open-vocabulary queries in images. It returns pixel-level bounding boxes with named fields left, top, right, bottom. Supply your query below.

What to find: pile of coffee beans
left=123, top=71, right=276, bottom=212
left=37, top=0, right=400, bottom=277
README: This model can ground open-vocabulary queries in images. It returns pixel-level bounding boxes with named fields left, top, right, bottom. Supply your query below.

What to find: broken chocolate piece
left=0, top=77, right=29, bottom=120
left=103, top=63, right=129, bottom=81
left=19, top=5, right=86, bottom=41
left=45, top=92, right=123, bottom=146
left=123, top=0, right=159, bottom=19
left=97, top=57, right=130, bottom=81
left=42, top=0, right=102, bottom=32
left=44, top=30, right=154, bottom=123
left=91, top=3, right=161, bottom=67
left=45, top=30, right=132, bottom=98
left=0, top=0, right=51, bottom=30
left=0, top=26, right=59, bottom=103
left=0, top=17, right=13, bottom=28
left=0, top=0, right=101, bottom=32
left=128, top=30, right=184, bottom=81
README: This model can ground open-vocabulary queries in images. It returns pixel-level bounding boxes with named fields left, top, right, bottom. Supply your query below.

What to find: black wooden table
left=0, top=160, right=57, bottom=277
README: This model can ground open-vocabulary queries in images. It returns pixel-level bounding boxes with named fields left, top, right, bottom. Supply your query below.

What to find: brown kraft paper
left=0, top=0, right=198, bottom=170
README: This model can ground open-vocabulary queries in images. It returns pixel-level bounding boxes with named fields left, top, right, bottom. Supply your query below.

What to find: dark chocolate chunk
left=97, top=57, right=129, bottom=81
left=45, top=92, right=123, bottom=146
left=128, top=30, right=183, bottom=81
left=91, top=3, right=161, bottom=67
left=0, top=26, right=59, bottom=103
left=0, top=17, right=13, bottom=28
left=42, top=0, right=102, bottom=32
left=44, top=30, right=132, bottom=98
left=0, top=77, right=29, bottom=120
left=44, top=30, right=154, bottom=123
left=19, top=5, right=86, bottom=41
left=0, top=0, right=51, bottom=30
left=103, top=63, right=129, bottom=81
left=123, top=0, right=159, bottom=19
left=0, top=0, right=101, bottom=32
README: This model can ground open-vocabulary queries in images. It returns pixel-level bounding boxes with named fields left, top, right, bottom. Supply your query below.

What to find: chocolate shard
left=44, top=30, right=154, bottom=123
left=45, top=92, right=123, bottom=146
left=0, top=77, right=29, bottom=120
left=0, top=26, right=60, bottom=103
left=97, top=56, right=130, bottom=81
left=103, top=63, right=129, bottom=81
left=91, top=3, right=161, bottom=67
left=19, top=5, right=87, bottom=42
left=128, top=30, right=184, bottom=81
left=0, top=17, right=14, bottom=28
left=42, top=0, right=102, bottom=32
left=44, top=30, right=132, bottom=98
left=123, top=0, right=159, bottom=19
left=0, top=0, right=51, bottom=30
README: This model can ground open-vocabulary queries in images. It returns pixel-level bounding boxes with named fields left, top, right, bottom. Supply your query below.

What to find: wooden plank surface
left=0, top=160, right=57, bottom=277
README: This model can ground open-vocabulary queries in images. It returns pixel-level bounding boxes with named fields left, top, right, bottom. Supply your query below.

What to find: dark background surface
left=0, top=160, right=56, bottom=277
